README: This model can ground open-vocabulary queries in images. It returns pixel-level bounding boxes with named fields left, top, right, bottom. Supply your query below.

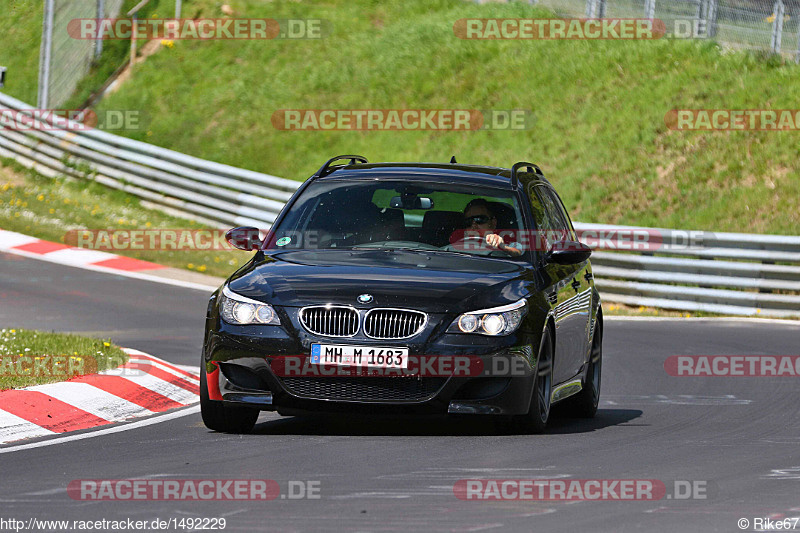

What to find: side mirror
left=225, top=227, right=262, bottom=251
left=546, top=240, right=592, bottom=265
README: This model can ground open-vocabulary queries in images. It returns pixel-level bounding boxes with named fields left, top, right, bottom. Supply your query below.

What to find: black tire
left=559, top=316, right=602, bottom=418
left=513, top=326, right=554, bottom=434
left=200, top=364, right=259, bottom=433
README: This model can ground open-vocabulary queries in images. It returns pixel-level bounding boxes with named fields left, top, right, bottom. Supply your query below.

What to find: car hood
left=226, top=249, right=533, bottom=314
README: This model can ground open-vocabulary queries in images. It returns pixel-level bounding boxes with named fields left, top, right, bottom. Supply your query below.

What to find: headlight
left=220, top=286, right=280, bottom=325
left=448, top=299, right=527, bottom=336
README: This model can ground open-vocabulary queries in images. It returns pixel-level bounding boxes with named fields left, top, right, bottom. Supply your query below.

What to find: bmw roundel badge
left=357, top=294, right=373, bottom=304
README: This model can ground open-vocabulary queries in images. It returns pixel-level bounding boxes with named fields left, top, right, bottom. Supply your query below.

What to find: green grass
left=84, top=0, right=800, bottom=235
left=0, top=159, right=248, bottom=278
left=0, top=0, right=167, bottom=107
left=603, top=302, right=798, bottom=319
left=0, top=328, right=128, bottom=389
left=0, top=0, right=44, bottom=105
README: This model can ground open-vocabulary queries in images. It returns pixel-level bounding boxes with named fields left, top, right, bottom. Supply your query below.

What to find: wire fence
left=480, top=0, right=800, bottom=59
left=37, top=0, right=126, bottom=109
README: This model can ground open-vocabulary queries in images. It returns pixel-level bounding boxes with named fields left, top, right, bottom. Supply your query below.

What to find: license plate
left=310, top=344, right=409, bottom=369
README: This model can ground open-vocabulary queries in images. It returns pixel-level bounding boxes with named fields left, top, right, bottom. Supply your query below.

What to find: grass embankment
left=0, top=328, right=128, bottom=390
left=0, top=0, right=43, bottom=106
left=85, top=0, right=800, bottom=235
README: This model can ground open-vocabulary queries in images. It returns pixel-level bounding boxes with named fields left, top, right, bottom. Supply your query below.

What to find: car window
left=531, top=184, right=573, bottom=248
left=545, top=187, right=577, bottom=241
left=265, top=178, right=527, bottom=260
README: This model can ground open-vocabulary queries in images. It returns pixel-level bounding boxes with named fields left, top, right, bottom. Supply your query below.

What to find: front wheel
left=200, top=363, right=259, bottom=433
left=513, top=327, right=553, bottom=434
left=560, top=317, right=602, bottom=418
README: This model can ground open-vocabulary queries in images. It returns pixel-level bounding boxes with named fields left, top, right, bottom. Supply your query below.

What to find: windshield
left=263, top=178, right=528, bottom=260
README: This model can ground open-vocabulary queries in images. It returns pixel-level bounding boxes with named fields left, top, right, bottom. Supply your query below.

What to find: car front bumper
left=203, top=327, right=539, bottom=417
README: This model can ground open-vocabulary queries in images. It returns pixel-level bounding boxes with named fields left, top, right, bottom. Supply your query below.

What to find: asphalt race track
left=1, top=251, right=798, bottom=533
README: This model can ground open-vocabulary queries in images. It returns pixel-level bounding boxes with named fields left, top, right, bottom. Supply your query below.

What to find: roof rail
left=510, top=161, right=544, bottom=188
left=315, top=154, right=368, bottom=178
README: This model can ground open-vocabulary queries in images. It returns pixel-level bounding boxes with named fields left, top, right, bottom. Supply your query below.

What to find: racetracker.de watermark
left=447, top=228, right=709, bottom=252
left=666, top=109, right=800, bottom=131
left=0, top=109, right=142, bottom=131
left=453, top=18, right=666, bottom=39
left=64, top=229, right=241, bottom=251
left=63, top=227, right=711, bottom=253
left=0, top=354, right=98, bottom=377
left=270, top=109, right=533, bottom=131
left=68, top=18, right=328, bottom=40
left=453, top=479, right=708, bottom=500
left=665, top=355, right=800, bottom=377
left=269, top=354, right=537, bottom=378
left=67, top=480, right=320, bottom=501
left=261, top=228, right=710, bottom=252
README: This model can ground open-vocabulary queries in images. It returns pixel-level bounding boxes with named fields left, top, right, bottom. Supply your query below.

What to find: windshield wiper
left=351, top=245, right=427, bottom=253
left=351, top=245, right=477, bottom=258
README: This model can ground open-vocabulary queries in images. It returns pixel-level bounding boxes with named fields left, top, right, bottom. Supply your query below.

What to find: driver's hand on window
left=485, top=233, right=504, bottom=248
left=485, top=233, right=522, bottom=256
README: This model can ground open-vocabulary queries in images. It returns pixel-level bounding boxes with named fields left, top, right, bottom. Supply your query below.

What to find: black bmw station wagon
left=201, top=156, right=602, bottom=433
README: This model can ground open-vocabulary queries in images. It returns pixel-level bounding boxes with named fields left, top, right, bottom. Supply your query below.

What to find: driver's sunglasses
left=464, top=214, right=491, bottom=226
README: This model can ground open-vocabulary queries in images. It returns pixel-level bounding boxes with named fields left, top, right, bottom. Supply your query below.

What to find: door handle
left=584, top=271, right=593, bottom=282
left=571, top=279, right=581, bottom=291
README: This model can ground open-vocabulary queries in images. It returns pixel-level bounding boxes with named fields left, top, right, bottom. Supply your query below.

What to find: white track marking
left=0, top=230, right=40, bottom=248
left=605, top=316, right=800, bottom=325
left=41, top=248, right=118, bottom=265
left=0, top=405, right=200, bottom=454
left=109, top=369, right=198, bottom=404
left=0, top=246, right=218, bottom=292
left=25, top=382, right=156, bottom=422
left=0, top=411, right=55, bottom=443
left=127, top=358, right=200, bottom=382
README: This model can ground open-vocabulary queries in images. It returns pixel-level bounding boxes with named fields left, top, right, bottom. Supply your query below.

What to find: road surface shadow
left=249, top=408, right=643, bottom=437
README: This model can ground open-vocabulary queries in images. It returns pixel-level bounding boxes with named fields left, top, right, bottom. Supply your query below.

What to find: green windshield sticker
left=276, top=236, right=292, bottom=246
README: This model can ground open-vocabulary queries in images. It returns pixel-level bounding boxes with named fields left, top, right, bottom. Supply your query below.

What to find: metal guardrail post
left=771, top=0, right=785, bottom=54
left=127, top=0, right=150, bottom=70
left=644, top=0, right=656, bottom=21
left=130, top=13, right=138, bottom=69
left=585, top=0, right=596, bottom=18
left=175, top=0, right=182, bottom=19
left=597, top=0, right=606, bottom=19
left=705, top=0, right=717, bottom=38
left=797, top=25, right=800, bottom=63
left=95, top=0, right=105, bottom=59
left=36, top=0, right=55, bottom=109
left=0, top=67, right=6, bottom=89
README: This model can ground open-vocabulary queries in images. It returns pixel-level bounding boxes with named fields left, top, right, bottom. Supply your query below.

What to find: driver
left=463, top=199, right=522, bottom=257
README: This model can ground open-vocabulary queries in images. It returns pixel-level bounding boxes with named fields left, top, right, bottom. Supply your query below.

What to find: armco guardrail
left=1, top=91, right=797, bottom=317
left=0, top=92, right=299, bottom=229
left=574, top=222, right=800, bottom=317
